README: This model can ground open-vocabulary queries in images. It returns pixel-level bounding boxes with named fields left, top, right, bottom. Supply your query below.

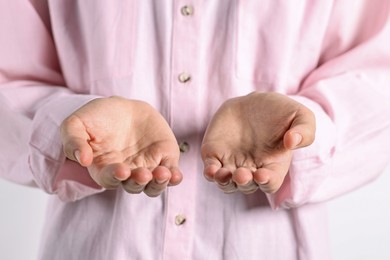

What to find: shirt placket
left=162, top=1, right=199, bottom=259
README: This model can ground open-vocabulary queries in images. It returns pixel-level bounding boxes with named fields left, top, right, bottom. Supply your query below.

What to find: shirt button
left=179, top=141, right=190, bottom=153
left=181, top=5, right=194, bottom=16
left=175, top=214, right=186, bottom=226
left=178, top=72, right=191, bottom=83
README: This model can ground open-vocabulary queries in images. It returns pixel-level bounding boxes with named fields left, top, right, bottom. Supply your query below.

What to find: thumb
left=63, top=137, right=93, bottom=166
left=60, top=115, right=93, bottom=166
left=284, top=109, right=316, bottom=150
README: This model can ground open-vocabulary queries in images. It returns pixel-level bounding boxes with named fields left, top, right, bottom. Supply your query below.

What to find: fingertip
left=288, top=110, right=316, bottom=149
left=95, top=164, right=123, bottom=189
left=76, top=148, right=93, bottom=167
left=292, top=133, right=303, bottom=148
left=253, top=168, right=285, bottom=194
left=130, top=167, right=153, bottom=186
left=63, top=138, right=93, bottom=166
left=254, top=171, right=276, bottom=194
left=121, top=167, right=153, bottom=194
left=284, top=131, right=303, bottom=150
left=152, top=166, right=171, bottom=184
left=232, top=167, right=253, bottom=186
left=253, top=169, right=269, bottom=185
left=214, top=168, right=233, bottom=185
left=168, top=167, right=183, bottom=186
left=113, top=164, right=131, bottom=181
left=203, top=164, right=220, bottom=181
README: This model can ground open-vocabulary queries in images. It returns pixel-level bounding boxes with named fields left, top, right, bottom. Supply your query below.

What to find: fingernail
left=74, top=150, right=81, bottom=163
left=156, top=179, right=169, bottom=184
left=258, top=180, right=269, bottom=185
left=292, top=133, right=303, bottom=148
left=219, top=180, right=231, bottom=186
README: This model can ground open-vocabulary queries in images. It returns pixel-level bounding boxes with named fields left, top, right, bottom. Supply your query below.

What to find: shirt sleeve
left=267, top=1, right=390, bottom=209
left=0, top=1, right=103, bottom=201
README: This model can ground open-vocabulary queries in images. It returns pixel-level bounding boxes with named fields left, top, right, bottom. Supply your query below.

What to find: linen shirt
left=1, top=1, right=390, bottom=259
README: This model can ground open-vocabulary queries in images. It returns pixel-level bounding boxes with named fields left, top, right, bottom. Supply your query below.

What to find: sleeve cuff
left=29, top=93, right=104, bottom=201
left=266, top=95, right=337, bottom=209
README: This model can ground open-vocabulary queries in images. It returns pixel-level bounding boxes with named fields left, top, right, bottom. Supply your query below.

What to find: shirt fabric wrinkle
left=1, top=1, right=390, bottom=259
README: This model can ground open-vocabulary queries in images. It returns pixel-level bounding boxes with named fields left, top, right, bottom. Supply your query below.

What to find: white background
left=1, top=165, right=389, bottom=260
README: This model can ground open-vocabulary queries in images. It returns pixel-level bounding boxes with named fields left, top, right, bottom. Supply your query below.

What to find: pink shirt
left=1, top=1, right=390, bottom=259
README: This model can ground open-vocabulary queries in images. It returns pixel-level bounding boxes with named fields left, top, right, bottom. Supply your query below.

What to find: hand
left=201, top=92, right=315, bottom=194
left=60, top=96, right=182, bottom=197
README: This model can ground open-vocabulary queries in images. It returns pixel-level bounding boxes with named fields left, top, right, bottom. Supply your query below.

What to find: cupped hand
left=201, top=92, right=315, bottom=194
left=60, top=96, right=182, bottom=197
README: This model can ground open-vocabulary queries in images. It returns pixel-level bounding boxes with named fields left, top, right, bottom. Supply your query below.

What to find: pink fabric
left=1, top=1, right=390, bottom=259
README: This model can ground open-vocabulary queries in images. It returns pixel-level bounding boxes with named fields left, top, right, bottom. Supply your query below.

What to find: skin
left=60, top=92, right=316, bottom=196
left=60, top=96, right=182, bottom=197
left=201, top=92, right=316, bottom=194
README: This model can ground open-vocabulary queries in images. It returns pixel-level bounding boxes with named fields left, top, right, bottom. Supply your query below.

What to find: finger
left=284, top=109, right=316, bottom=150
left=204, top=164, right=220, bottom=182
left=217, top=181, right=237, bottom=194
left=215, top=168, right=237, bottom=193
left=144, top=179, right=169, bottom=197
left=202, top=158, right=222, bottom=181
left=66, top=139, right=93, bottom=167
left=167, top=167, right=183, bottom=186
left=60, top=115, right=93, bottom=166
left=236, top=180, right=259, bottom=194
left=122, top=167, right=153, bottom=194
left=143, top=166, right=171, bottom=197
left=253, top=166, right=287, bottom=194
left=232, top=167, right=258, bottom=194
left=159, top=158, right=183, bottom=186
left=92, top=163, right=129, bottom=189
left=232, top=167, right=254, bottom=186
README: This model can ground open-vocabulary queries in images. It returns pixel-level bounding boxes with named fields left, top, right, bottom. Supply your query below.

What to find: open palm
left=60, top=96, right=182, bottom=197
left=201, top=92, right=315, bottom=194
